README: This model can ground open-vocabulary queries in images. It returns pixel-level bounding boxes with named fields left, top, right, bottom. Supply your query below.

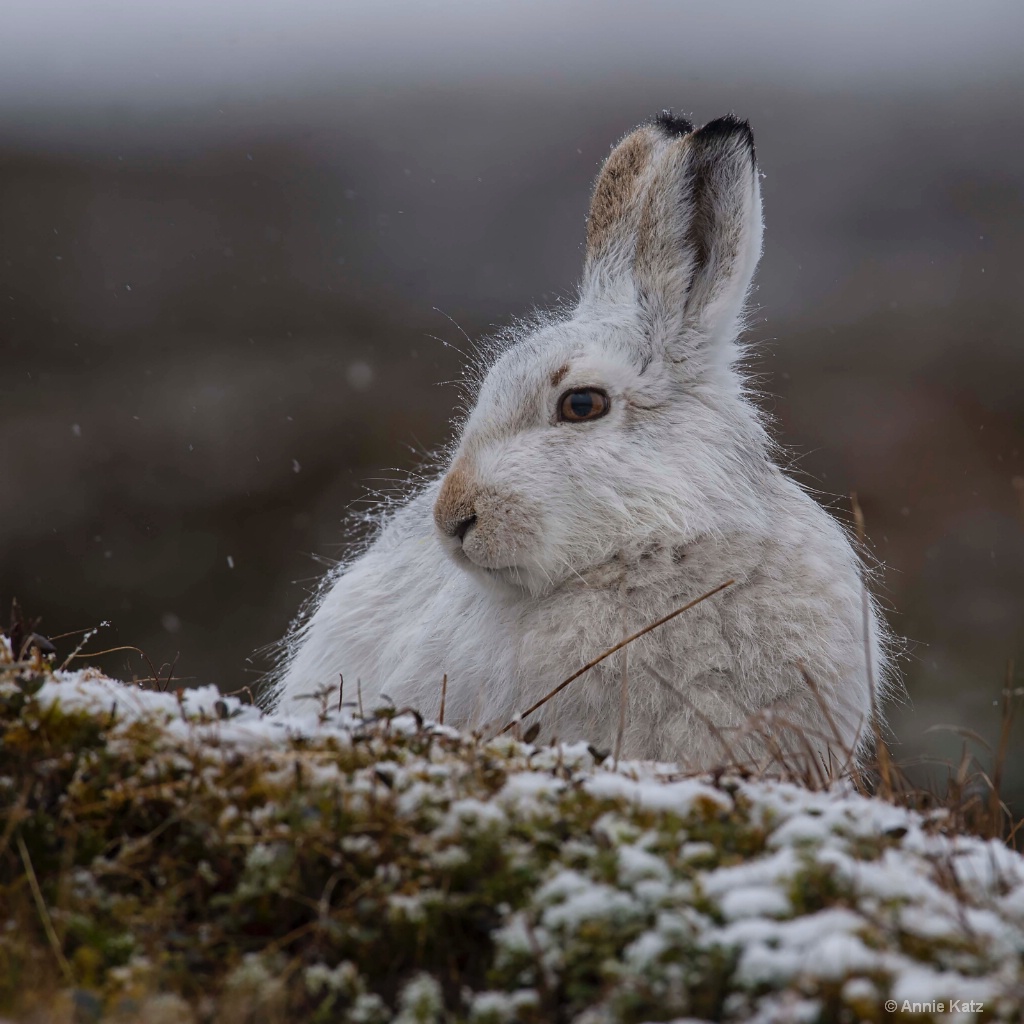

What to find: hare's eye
left=558, top=388, right=609, bottom=423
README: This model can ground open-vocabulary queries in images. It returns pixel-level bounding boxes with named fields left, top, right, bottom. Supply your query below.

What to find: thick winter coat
left=271, top=112, right=889, bottom=770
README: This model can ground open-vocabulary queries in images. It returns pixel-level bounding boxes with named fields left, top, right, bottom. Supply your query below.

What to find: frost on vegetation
left=1, top=661, right=1023, bottom=1023
left=394, top=973, right=444, bottom=1024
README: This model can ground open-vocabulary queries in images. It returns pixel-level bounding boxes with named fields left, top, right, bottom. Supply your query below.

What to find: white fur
left=270, top=115, right=891, bottom=770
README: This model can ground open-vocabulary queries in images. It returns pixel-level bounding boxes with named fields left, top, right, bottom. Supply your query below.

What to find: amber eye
left=558, top=388, right=609, bottom=423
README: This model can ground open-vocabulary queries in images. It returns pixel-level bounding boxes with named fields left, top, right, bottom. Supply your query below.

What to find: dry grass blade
left=1009, top=816, right=1024, bottom=847
left=60, top=638, right=175, bottom=696
left=439, top=673, right=448, bottom=726
left=922, top=724, right=993, bottom=750
left=17, top=833, right=74, bottom=986
left=990, top=660, right=1017, bottom=838
left=850, top=491, right=892, bottom=799
left=0, top=778, right=33, bottom=864
left=798, top=663, right=865, bottom=790
left=644, top=663, right=743, bottom=770
left=646, top=658, right=863, bottom=786
left=499, top=580, right=734, bottom=735
left=613, top=603, right=629, bottom=769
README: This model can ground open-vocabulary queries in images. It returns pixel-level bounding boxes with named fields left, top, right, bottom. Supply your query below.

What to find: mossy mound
left=2, top=653, right=1023, bottom=1023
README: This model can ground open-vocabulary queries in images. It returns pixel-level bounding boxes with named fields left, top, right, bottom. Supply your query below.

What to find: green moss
left=2, top=662, right=1022, bottom=1023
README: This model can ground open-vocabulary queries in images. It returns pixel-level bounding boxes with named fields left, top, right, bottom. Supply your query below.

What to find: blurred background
left=2, top=1, right=1022, bottom=797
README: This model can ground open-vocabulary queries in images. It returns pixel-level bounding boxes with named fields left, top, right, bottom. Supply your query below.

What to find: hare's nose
left=434, top=462, right=480, bottom=542
left=453, top=514, right=477, bottom=542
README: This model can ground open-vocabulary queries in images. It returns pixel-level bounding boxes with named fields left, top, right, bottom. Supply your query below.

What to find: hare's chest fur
left=277, top=479, right=876, bottom=766
left=279, top=493, right=728, bottom=750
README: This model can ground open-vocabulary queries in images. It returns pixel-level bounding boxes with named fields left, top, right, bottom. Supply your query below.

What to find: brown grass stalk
left=989, top=660, right=1017, bottom=838
left=17, top=833, right=74, bottom=986
left=498, top=579, right=734, bottom=735
left=850, top=491, right=893, bottom=799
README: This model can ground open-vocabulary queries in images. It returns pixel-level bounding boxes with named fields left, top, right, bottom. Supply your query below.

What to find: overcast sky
left=1, top=0, right=1021, bottom=114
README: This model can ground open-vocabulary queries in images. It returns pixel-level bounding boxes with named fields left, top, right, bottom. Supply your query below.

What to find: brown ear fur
left=582, top=112, right=696, bottom=298
left=584, top=127, right=659, bottom=271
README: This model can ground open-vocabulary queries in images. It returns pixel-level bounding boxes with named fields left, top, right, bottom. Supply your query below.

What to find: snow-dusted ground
left=3, top=665, right=1023, bottom=1023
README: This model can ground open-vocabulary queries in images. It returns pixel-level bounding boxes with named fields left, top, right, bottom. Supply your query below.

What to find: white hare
left=271, top=112, right=890, bottom=769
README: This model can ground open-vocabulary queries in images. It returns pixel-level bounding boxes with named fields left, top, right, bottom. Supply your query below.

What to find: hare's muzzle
left=434, top=464, right=477, bottom=544
left=434, top=456, right=546, bottom=585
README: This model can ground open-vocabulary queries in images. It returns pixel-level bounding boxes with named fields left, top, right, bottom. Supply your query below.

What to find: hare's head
left=434, top=113, right=772, bottom=596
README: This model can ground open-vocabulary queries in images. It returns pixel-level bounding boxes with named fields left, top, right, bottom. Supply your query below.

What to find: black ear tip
left=651, top=109, right=695, bottom=137
left=695, top=114, right=756, bottom=159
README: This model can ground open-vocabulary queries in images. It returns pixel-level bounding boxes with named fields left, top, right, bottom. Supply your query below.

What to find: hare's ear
left=580, top=113, right=690, bottom=303
left=634, top=116, right=762, bottom=375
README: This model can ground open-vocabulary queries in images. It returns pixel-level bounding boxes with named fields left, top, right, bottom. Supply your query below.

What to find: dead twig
left=58, top=624, right=112, bottom=671
left=223, top=684, right=257, bottom=706
left=64, top=642, right=165, bottom=690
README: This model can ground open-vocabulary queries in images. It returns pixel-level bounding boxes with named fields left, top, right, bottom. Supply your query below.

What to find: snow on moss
left=1, top=663, right=1023, bottom=1023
